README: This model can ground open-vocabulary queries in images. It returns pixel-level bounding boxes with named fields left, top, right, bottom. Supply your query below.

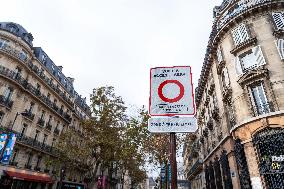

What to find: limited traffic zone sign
left=158, top=80, right=185, bottom=103
left=149, top=66, right=195, bottom=116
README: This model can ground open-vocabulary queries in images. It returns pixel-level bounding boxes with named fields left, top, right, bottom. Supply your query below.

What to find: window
left=10, top=149, right=18, bottom=163
left=231, top=23, right=250, bottom=46
left=36, top=83, right=41, bottom=90
left=276, top=39, right=284, bottom=60
left=0, top=112, right=4, bottom=125
left=217, top=47, right=224, bottom=63
left=250, top=82, right=271, bottom=115
left=28, top=102, right=34, bottom=113
left=222, top=67, right=230, bottom=89
left=36, top=156, right=42, bottom=168
left=0, top=39, right=8, bottom=48
left=47, top=93, right=51, bottom=99
left=51, top=138, right=56, bottom=147
left=40, top=110, right=45, bottom=120
left=43, top=134, right=48, bottom=144
left=41, top=54, right=47, bottom=64
left=48, top=115, right=52, bottom=124
left=34, top=130, right=40, bottom=141
left=272, top=12, right=284, bottom=30
left=21, top=124, right=27, bottom=135
left=235, top=46, right=266, bottom=75
left=26, top=153, right=33, bottom=166
left=3, top=87, right=13, bottom=101
left=19, top=50, right=27, bottom=61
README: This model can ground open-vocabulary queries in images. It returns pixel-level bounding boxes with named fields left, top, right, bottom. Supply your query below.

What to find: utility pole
left=170, top=133, right=177, bottom=189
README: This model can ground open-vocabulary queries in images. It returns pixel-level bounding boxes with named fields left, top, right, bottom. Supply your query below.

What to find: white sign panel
left=150, top=66, right=195, bottom=116
left=148, top=117, right=197, bottom=133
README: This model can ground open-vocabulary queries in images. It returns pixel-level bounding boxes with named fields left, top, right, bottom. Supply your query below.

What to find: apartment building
left=0, top=22, right=91, bottom=189
left=184, top=0, right=284, bottom=188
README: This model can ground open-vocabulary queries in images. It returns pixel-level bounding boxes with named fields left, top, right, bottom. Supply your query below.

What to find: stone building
left=0, top=22, right=91, bottom=189
left=184, top=0, right=284, bottom=188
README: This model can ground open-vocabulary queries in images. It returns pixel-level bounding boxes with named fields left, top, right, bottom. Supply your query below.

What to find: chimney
left=58, top=66, right=63, bottom=71
left=67, top=77, right=75, bottom=84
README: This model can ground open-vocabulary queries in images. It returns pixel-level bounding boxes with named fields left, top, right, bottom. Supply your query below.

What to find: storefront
left=0, top=170, right=53, bottom=189
left=57, top=181, right=86, bottom=189
left=252, top=127, right=284, bottom=188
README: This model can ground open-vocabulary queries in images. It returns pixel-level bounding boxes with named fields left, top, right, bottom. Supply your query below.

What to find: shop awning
left=5, top=170, right=53, bottom=183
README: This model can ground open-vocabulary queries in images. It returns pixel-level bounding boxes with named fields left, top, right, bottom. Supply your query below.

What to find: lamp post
left=0, top=111, right=25, bottom=163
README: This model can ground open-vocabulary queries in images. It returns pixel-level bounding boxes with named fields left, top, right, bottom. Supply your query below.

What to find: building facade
left=0, top=22, right=91, bottom=189
left=184, top=0, right=284, bottom=188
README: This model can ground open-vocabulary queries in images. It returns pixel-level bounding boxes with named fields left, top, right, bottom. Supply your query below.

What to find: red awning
left=5, top=170, right=53, bottom=183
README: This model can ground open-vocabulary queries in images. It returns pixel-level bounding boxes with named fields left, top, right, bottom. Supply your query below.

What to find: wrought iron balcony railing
left=187, top=159, right=203, bottom=179
left=44, top=168, right=50, bottom=173
left=22, top=109, right=35, bottom=121
left=16, top=132, right=59, bottom=156
left=25, top=164, right=32, bottom=170
left=9, top=161, right=18, bottom=167
left=46, top=123, right=52, bottom=131
left=34, top=166, right=41, bottom=171
left=254, top=102, right=275, bottom=116
left=54, top=128, right=60, bottom=135
left=217, top=0, right=272, bottom=30
left=0, top=65, right=72, bottom=124
left=37, top=118, right=45, bottom=127
left=0, top=95, right=13, bottom=110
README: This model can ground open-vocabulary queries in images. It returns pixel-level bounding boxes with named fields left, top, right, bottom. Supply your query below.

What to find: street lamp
left=0, top=111, right=26, bottom=163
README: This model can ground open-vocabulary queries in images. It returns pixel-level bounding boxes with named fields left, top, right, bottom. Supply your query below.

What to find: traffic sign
left=148, top=117, right=197, bottom=133
left=149, top=66, right=195, bottom=116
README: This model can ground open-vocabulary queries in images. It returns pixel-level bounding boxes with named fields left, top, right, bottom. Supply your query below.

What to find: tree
left=56, top=86, right=147, bottom=188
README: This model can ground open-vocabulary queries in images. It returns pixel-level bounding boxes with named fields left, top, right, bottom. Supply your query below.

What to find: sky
left=0, top=0, right=223, bottom=108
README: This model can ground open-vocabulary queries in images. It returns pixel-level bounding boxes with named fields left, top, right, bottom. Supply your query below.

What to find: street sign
left=149, top=66, right=195, bottom=116
left=148, top=117, right=197, bottom=133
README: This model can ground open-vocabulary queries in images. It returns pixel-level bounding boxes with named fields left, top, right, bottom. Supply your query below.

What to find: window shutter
left=232, top=27, right=242, bottom=45
left=276, top=39, right=284, bottom=60
left=239, top=24, right=249, bottom=43
left=217, top=48, right=223, bottom=63
left=252, top=45, right=266, bottom=66
left=231, top=23, right=249, bottom=46
left=235, top=57, right=243, bottom=75
left=272, top=12, right=284, bottom=30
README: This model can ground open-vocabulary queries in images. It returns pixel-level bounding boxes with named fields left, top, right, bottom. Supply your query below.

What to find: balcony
left=37, top=118, right=45, bottom=127
left=203, top=128, right=209, bottom=138
left=29, top=63, right=74, bottom=107
left=64, top=113, right=72, bottom=123
left=222, top=86, right=232, bottom=102
left=16, top=132, right=59, bottom=156
left=54, top=128, right=60, bottom=135
left=0, top=95, right=13, bottom=110
left=207, top=119, right=213, bottom=131
left=187, top=159, right=203, bottom=180
left=212, top=107, right=220, bottom=121
left=217, top=0, right=273, bottom=30
left=46, top=123, right=52, bottom=131
left=0, top=61, right=73, bottom=124
left=22, top=109, right=35, bottom=121
left=52, top=103, right=59, bottom=111
left=34, top=166, right=41, bottom=171
left=9, top=161, right=18, bottom=167
left=25, top=164, right=32, bottom=170
left=253, top=102, right=275, bottom=116
left=0, top=43, right=28, bottom=63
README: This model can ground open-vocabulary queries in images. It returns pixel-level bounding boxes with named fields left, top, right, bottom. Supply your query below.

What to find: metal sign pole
left=170, top=133, right=177, bottom=189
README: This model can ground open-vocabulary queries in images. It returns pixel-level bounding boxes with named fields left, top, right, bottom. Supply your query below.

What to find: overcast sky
left=0, top=0, right=222, bottom=108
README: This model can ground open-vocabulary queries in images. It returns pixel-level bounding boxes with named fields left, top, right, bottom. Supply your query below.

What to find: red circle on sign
left=158, top=80, right=185, bottom=103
